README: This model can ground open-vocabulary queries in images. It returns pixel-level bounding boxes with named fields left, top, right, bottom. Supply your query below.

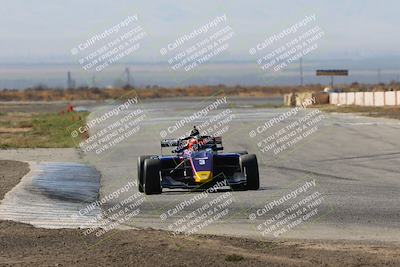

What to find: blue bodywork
left=157, top=147, right=246, bottom=189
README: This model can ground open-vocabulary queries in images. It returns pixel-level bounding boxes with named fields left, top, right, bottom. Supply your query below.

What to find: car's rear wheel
left=137, top=155, right=154, bottom=193
left=231, top=151, right=248, bottom=155
left=144, top=158, right=162, bottom=195
left=230, top=183, right=247, bottom=191
left=240, top=154, right=259, bottom=190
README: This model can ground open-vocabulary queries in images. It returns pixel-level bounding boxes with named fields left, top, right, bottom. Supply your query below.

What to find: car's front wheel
left=137, top=155, right=154, bottom=193
left=240, top=154, right=260, bottom=190
left=144, top=158, right=162, bottom=195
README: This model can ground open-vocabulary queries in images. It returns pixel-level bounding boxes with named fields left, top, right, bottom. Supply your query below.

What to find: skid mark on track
left=315, top=151, right=400, bottom=162
left=269, top=165, right=357, bottom=181
left=0, top=162, right=101, bottom=229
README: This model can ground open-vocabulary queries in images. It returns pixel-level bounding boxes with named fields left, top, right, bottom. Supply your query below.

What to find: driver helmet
left=190, top=126, right=200, bottom=137
left=187, top=138, right=199, bottom=151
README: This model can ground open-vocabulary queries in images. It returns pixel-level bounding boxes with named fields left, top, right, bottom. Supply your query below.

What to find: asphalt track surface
left=83, top=98, right=400, bottom=242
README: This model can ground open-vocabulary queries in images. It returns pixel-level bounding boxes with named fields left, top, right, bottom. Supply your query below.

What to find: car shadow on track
left=159, top=186, right=272, bottom=195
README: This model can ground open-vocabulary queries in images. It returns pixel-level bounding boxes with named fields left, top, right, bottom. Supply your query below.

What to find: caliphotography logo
left=0, top=1, right=399, bottom=266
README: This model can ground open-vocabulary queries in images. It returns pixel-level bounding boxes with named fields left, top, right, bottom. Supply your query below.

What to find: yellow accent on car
left=194, top=171, right=213, bottom=183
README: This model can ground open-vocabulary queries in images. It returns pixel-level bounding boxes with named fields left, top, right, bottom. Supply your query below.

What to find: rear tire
left=231, top=151, right=248, bottom=155
left=230, top=183, right=247, bottom=191
left=137, top=155, right=154, bottom=193
left=240, top=154, right=259, bottom=190
left=144, top=159, right=162, bottom=195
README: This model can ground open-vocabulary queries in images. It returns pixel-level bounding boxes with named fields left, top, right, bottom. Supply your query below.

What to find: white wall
left=386, top=91, right=396, bottom=106
left=339, top=93, right=346, bottom=105
left=346, top=92, right=355, bottom=105
left=355, top=92, right=364, bottom=105
left=398, top=91, right=400, bottom=105
left=329, top=91, right=399, bottom=106
left=364, top=92, right=374, bottom=106
left=330, top=93, right=338, bottom=104
left=374, top=92, right=385, bottom=106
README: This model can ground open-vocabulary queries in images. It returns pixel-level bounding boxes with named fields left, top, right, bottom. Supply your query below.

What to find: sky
left=0, top=0, right=399, bottom=63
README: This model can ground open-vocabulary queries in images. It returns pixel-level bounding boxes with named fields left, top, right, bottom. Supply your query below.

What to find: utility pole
left=299, top=57, right=303, bottom=86
left=125, top=67, right=131, bottom=87
left=378, top=68, right=382, bottom=84
left=91, top=75, right=96, bottom=88
left=67, top=71, right=72, bottom=89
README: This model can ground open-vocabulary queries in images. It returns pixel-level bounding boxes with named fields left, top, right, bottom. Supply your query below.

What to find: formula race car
left=137, top=135, right=259, bottom=194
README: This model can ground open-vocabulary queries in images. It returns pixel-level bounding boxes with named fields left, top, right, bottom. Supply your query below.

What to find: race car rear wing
left=160, top=136, right=222, bottom=147
left=213, top=136, right=222, bottom=144
left=161, top=139, right=179, bottom=147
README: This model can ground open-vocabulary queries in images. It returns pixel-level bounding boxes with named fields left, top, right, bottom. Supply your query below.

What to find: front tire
left=240, top=154, right=259, bottom=190
left=144, top=158, right=162, bottom=195
left=137, top=155, right=154, bottom=192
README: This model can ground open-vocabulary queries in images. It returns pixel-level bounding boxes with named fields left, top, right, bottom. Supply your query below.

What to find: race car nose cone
left=194, top=171, right=213, bottom=183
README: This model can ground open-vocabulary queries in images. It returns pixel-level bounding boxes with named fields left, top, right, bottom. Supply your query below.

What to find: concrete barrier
left=329, top=91, right=400, bottom=106
left=375, top=92, right=385, bottom=106
left=346, top=92, right=355, bottom=105
left=339, top=93, right=346, bottom=105
left=386, top=91, right=396, bottom=106
left=398, top=91, right=400, bottom=105
left=365, top=92, right=374, bottom=106
left=330, top=93, right=338, bottom=105
left=283, top=92, right=329, bottom=106
left=355, top=92, right=364, bottom=105
left=314, top=93, right=329, bottom=105
left=285, top=91, right=400, bottom=106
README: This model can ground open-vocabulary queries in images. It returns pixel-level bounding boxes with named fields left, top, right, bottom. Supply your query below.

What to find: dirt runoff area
left=0, top=160, right=29, bottom=199
left=0, top=160, right=399, bottom=266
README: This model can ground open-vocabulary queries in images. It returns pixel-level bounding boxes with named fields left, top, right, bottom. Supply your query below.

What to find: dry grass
left=2, top=83, right=399, bottom=102
left=0, top=112, right=88, bottom=148
left=0, top=85, right=325, bottom=101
